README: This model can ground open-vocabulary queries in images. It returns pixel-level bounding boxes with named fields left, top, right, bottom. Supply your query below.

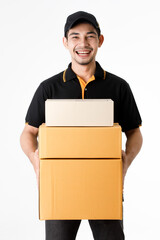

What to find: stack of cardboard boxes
left=39, top=99, right=122, bottom=220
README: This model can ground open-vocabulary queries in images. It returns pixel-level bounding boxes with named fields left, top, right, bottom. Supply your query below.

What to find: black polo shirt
left=25, top=62, right=142, bottom=132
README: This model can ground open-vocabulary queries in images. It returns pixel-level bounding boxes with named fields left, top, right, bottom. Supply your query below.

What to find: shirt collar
left=63, top=61, right=106, bottom=82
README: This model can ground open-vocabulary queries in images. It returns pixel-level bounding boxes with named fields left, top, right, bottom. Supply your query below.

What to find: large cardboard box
left=39, top=159, right=123, bottom=220
left=39, top=124, right=121, bottom=159
left=45, top=99, right=113, bottom=126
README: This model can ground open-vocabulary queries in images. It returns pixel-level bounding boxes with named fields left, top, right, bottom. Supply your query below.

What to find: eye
left=88, top=35, right=95, bottom=39
left=72, top=36, right=79, bottom=39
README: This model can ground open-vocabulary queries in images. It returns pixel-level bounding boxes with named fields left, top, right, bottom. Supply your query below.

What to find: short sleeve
left=25, top=83, right=49, bottom=128
left=119, top=81, right=142, bottom=132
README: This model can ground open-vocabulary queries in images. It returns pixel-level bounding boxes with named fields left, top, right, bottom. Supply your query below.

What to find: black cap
left=64, top=11, right=100, bottom=37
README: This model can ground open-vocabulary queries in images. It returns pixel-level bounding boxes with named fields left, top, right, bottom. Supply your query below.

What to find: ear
left=63, top=37, right=68, bottom=49
left=98, top=35, right=104, bottom=47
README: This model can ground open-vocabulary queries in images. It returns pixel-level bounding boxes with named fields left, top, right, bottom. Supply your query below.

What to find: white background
left=0, top=0, right=160, bottom=239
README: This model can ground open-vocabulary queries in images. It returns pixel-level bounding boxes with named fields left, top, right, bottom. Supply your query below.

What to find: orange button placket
left=77, top=75, right=95, bottom=99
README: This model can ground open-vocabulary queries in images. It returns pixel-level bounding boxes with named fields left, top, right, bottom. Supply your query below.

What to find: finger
left=36, top=171, right=40, bottom=188
left=35, top=149, right=39, bottom=157
left=121, top=150, right=125, bottom=158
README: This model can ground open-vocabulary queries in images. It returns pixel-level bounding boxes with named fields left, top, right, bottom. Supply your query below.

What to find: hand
left=30, top=149, right=40, bottom=187
left=121, top=150, right=128, bottom=188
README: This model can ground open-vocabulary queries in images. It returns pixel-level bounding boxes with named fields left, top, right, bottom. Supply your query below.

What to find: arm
left=20, top=124, right=39, bottom=185
left=122, top=127, right=143, bottom=183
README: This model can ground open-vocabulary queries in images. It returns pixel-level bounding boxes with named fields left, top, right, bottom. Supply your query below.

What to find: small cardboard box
left=39, top=159, right=122, bottom=220
left=39, top=124, right=121, bottom=159
left=45, top=99, right=114, bottom=126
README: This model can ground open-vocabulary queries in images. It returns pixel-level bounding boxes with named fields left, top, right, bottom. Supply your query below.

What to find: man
left=20, top=11, right=143, bottom=240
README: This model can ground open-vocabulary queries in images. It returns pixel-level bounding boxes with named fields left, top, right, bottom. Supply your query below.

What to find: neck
left=71, top=61, right=96, bottom=83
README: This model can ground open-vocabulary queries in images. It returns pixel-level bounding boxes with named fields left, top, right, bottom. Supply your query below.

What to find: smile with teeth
left=75, top=49, right=92, bottom=56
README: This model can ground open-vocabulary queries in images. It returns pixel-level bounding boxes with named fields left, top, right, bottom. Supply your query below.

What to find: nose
left=79, top=36, right=89, bottom=47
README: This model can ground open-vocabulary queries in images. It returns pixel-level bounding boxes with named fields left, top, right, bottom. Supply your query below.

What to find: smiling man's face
left=63, top=23, right=104, bottom=66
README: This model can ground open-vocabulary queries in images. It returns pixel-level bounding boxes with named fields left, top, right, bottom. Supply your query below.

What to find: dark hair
left=65, top=19, right=101, bottom=39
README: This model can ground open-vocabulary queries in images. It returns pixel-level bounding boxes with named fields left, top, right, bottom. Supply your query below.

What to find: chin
left=76, top=58, right=94, bottom=66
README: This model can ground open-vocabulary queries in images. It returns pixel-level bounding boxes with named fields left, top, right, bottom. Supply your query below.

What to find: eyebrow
left=87, top=31, right=97, bottom=35
left=69, top=32, right=79, bottom=36
left=68, top=31, right=97, bottom=37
